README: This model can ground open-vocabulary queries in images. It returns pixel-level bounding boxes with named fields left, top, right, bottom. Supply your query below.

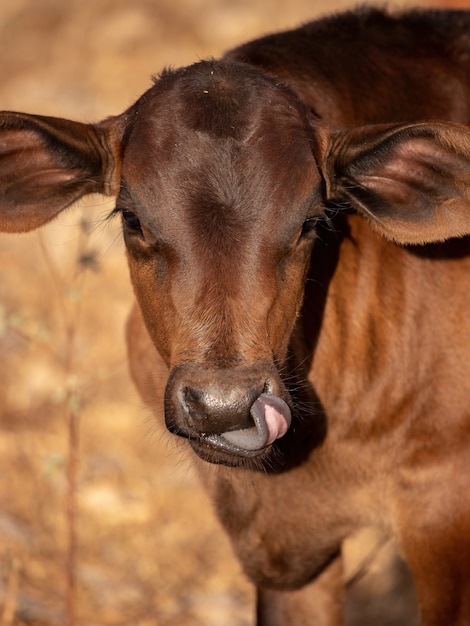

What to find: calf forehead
left=121, top=60, right=320, bottom=226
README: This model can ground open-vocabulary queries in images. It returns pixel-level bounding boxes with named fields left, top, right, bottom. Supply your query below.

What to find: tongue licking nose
left=220, top=393, right=291, bottom=451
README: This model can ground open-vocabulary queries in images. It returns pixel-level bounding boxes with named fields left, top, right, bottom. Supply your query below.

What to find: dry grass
left=0, top=0, right=454, bottom=624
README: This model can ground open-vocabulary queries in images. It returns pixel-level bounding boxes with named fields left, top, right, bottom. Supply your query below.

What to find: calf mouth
left=188, top=429, right=291, bottom=467
left=189, top=435, right=271, bottom=467
left=176, top=393, right=292, bottom=467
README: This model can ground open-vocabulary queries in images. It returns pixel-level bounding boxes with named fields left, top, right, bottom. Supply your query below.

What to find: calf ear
left=323, top=122, right=470, bottom=244
left=0, top=112, right=122, bottom=232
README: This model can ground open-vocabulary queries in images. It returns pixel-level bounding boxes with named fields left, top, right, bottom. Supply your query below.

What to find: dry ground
left=0, top=0, right=461, bottom=624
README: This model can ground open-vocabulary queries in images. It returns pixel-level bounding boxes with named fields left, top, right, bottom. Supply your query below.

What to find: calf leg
left=406, top=544, right=470, bottom=626
left=399, top=500, right=470, bottom=626
left=256, top=557, right=344, bottom=626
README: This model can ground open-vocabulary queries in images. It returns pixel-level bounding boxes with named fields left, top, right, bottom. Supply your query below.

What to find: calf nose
left=181, top=384, right=291, bottom=451
left=166, top=366, right=292, bottom=454
left=181, top=384, right=261, bottom=435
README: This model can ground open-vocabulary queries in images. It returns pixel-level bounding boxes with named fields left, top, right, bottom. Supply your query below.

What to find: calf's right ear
left=322, top=121, right=470, bottom=244
left=0, top=112, right=123, bottom=232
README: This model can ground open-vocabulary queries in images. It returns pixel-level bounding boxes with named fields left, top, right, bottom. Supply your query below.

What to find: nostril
left=181, top=387, right=207, bottom=424
left=263, top=379, right=275, bottom=395
left=183, top=386, right=202, bottom=406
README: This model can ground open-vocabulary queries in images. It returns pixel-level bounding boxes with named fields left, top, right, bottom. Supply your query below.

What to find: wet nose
left=181, top=384, right=291, bottom=451
left=181, top=383, right=262, bottom=434
left=165, top=365, right=292, bottom=454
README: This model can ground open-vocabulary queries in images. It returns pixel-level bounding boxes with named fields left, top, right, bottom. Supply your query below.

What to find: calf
left=1, top=7, right=470, bottom=625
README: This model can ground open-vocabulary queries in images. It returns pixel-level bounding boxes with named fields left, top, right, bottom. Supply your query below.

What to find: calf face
left=116, top=64, right=320, bottom=464
left=1, top=61, right=470, bottom=468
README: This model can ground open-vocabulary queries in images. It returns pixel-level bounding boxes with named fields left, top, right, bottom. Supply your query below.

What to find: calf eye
left=299, top=216, right=319, bottom=239
left=121, top=210, right=144, bottom=239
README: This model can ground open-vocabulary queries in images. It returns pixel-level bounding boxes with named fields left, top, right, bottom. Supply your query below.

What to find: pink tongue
left=221, top=393, right=291, bottom=451
left=258, top=395, right=291, bottom=445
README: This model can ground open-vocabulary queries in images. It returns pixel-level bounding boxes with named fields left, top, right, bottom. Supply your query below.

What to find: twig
left=37, top=229, right=88, bottom=626
left=66, top=396, right=80, bottom=626
left=0, top=557, right=21, bottom=626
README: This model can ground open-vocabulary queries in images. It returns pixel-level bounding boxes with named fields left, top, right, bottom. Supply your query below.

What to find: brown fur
left=1, top=7, right=470, bottom=625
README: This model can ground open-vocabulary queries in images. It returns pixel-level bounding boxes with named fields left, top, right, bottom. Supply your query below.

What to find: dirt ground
left=0, top=0, right=464, bottom=624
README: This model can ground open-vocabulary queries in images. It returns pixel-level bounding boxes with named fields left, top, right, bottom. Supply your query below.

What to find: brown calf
left=1, top=7, right=470, bottom=625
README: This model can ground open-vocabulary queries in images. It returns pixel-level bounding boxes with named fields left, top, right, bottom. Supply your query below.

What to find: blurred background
left=0, top=0, right=466, bottom=624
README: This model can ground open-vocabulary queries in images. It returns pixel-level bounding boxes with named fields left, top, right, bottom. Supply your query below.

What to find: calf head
left=1, top=60, right=470, bottom=466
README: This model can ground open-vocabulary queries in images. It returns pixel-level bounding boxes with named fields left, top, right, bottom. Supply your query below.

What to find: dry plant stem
left=37, top=232, right=85, bottom=626
left=0, top=557, right=20, bottom=626
left=66, top=402, right=80, bottom=626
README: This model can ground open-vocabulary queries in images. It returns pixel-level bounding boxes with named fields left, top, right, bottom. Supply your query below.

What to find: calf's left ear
left=0, top=112, right=123, bottom=232
left=323, top=121, right=470, bottom=244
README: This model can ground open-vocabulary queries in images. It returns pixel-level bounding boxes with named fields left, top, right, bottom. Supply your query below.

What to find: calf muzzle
left=165, top=363, right=292, bottom=459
